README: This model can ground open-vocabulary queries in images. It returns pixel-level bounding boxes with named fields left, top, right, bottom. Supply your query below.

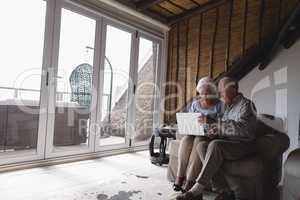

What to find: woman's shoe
left=173, top=183, right=183, bottom=192
left=176, top=191, right=203, bottom=200
left=173, top=177, right=185, bottom=192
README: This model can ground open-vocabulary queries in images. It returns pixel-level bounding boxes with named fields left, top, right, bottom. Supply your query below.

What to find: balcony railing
left=0, top=86, right=111, bottom=113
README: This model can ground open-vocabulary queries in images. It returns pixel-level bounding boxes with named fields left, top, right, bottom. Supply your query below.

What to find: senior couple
left=173, top=77, right=257, bottom=200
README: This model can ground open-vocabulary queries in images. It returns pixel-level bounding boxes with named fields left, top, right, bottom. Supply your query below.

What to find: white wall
left=239, top=39, right=300, bottom=154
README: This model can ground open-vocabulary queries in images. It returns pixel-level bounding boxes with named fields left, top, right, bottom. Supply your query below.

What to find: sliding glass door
left=0, top=0, right=48, bottom=164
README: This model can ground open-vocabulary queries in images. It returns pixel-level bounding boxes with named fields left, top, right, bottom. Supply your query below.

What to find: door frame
left=130, top=32, right=164, bottom=147
left=44, top=0, right=101, bottom=158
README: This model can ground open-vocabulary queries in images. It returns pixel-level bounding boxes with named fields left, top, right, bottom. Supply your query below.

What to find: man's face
left=218, top=80, right=237, bottom=105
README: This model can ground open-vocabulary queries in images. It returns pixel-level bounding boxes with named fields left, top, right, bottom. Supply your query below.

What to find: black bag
left=149, top=127, right=176, bottom=166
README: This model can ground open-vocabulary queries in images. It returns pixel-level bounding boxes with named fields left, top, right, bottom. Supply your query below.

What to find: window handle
left=46, top=72, right=49, bottom=86
left=133, top=84, right=136, bottom=94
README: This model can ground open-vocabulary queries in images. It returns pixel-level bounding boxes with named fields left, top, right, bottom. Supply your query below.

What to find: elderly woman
left=173, top=77, right=222, bottom=193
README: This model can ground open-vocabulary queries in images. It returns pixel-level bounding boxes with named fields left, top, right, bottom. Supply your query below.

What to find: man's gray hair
left=219, top=76, right=239, bottom=91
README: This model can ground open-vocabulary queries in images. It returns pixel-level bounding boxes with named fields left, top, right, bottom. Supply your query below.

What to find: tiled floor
left=0, top=151, right=214, bottom=200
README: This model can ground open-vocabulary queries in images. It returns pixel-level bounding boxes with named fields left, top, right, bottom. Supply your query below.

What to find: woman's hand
left=197, top=116, right=207, bottom=124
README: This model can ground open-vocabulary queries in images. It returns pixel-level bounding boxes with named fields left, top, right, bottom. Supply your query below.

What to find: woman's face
left=198, top=86, right=217, bottom=108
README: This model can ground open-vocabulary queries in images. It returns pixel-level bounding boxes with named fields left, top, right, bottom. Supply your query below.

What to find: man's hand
left=197, top=116, right=207, bottom=124
left=207, top=124, right=219, bottom=139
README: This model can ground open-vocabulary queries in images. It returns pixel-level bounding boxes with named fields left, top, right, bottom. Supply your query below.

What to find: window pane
left=0, top=0, right=46, bottom=152
left=133, top=38, right=158, bottom=143
left=53, top=8, right=96, bottom=149
left=100, top=25, right=132, bottom=146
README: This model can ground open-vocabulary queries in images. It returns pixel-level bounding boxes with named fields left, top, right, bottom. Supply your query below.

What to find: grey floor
left=0, top=151, right=214, bottom=200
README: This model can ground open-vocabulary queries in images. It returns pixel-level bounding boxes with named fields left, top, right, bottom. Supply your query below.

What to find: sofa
left=283, top=148, right=300, bottom=200
left=167, top=114, right=290, bottom=200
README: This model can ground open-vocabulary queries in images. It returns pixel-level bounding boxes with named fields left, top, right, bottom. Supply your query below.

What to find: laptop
left=176, top=113, right=206, bottom=136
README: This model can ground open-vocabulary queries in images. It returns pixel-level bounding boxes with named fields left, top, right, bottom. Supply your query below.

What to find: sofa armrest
left=283, top=148, right=300, bottom=200
left=285, top=148, right=300, bottom=178
left=256, top=131, right=290, bottom=161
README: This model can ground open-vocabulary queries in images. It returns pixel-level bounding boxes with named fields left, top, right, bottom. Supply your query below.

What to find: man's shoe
left=176, top=191, right=203, bottom=200
left=214, top=191, right=235, bottom=200
left=181, top=180, right=196, bottom=193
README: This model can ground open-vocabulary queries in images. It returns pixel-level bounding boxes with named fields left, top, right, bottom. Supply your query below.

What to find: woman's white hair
left=196, top=77, right=215, bottom=93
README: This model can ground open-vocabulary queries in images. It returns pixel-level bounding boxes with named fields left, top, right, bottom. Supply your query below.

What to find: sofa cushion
left=223, top=156, right=264, bottom=177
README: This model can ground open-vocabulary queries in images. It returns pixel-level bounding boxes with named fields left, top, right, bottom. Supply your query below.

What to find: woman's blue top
left=189, top=99, right=223, bottom=120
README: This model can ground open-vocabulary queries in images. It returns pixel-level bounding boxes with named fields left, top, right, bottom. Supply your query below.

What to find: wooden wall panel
left=262, top=0, right=278, bottom=39
left=198, top=9, right=216, bottom=78
left=245, top=0, right=260, bottom=49
left=166, top=25, right=179, bottom=122
left=186, top=15, right=201, bottom=103
left=164, top=26, right=175, bottom=122
left=176, top=21, right=188, bottom=112
left=164, top=0, right=298, bottom=123
left=212, top=3, right=230, bottom=78
left=229, top=0, right=245, bottom=64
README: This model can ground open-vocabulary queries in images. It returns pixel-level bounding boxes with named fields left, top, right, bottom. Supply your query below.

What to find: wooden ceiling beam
left=168, top=0, right=229, bottom=25
left=283, top=26, right=300, bottom=49
left=141, top=9, right=169, bottom=23
left=136, top=0, right=166, bottom=11
left=190, top=0, right=201, bottom=6
left=156, top=4, right=178, bottom=15
left=165, top=0, right=188, bottom=11
left=259, top=2, right=300, bottom=70
left=215, top=35, right=276, bottom=82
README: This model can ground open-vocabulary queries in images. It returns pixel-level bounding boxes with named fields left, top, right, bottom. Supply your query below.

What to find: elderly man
left=176, top=77, right=257, bottom=200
